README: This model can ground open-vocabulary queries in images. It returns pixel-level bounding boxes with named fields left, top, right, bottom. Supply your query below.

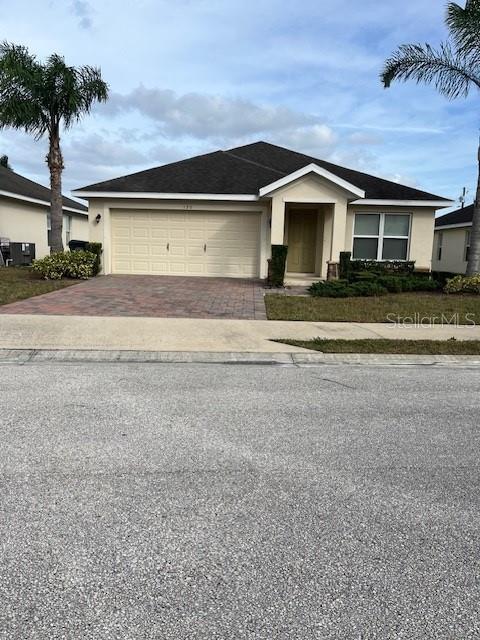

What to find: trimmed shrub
left=377, top=275, right=440, bottom=293
left=309, top=275, right=440, bottom=298
left=339, top=251, right=352, bottom=280
left=33, top=250, right=96, bottom=280
left=444, top=274, right=480, bottom=294
left=86, top=242, right=102, bottom=276
left=377, top=275, right=404, bottom=293
left=349, top=270, right=378, bottom=283
left=308, top=279, right=387, bottom=298
left=268, top=245, right=288, bottom=287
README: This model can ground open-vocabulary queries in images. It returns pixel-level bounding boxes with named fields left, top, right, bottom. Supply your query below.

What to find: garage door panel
left=187, top=244, right=205, bottom=258
left=151, top=229, right=168, bottom=239
left=111, top=210, right=260, bottom=277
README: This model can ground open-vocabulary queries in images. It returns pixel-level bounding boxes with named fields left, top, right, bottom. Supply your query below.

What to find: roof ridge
left=223, top=150, right=285, bottom=176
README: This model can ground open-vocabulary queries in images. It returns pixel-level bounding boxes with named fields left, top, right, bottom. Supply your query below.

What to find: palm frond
left=381, top=42, right=480, bottom=99
left=446, top=1, right=480, bottom=59
left=0, top=43, right=109, bottom=136
left=0, top=41, right=48, bottom=137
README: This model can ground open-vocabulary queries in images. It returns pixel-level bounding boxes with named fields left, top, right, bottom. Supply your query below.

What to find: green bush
left=339, top=251, right=352, bottom=280
left=308, top=274, right=440, bottom=298
left=308, top=279, right=387, bottom=298
left=349, top=270, right=378, bottom=283
left=377, top=275, right=404, bottom=293
left=268, top=245, right=288, bottom=287
left=377, top=275, right=440, bottom=293
left=33, top=250, right=96, bottom=280
left=444, top=274, right=480, bottom=294
left=85, top=242, right=102, bottom=276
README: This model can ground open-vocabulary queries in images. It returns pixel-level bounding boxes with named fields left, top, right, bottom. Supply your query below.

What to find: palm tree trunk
left=47, top=126, right=64, bottom=254
left=466, top=135, right=480, bottom=275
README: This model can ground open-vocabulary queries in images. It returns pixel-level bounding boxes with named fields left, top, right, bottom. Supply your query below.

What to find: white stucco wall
left=0, top=197, right=50, bottom=258
left=432, top=227, right=470, bottom=274
left=0, top=195, right=88, bottom=259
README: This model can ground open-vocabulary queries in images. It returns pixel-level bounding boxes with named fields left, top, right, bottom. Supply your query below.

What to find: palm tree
left=381, top=1, right=480, bottom=275
left=0, top=43, right=108, bottom=252
left=0, top=154, right=12, bottom=170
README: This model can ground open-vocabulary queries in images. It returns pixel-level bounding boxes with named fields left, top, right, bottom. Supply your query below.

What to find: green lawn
left=276, top=338, right=480, bottom=355
left=0, top=267, right=80, bottom=306
left=265, top=292, right=480, bottom=324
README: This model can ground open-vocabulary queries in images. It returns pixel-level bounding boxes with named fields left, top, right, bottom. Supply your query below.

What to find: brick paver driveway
left=0, top=275, right=267, bottom=319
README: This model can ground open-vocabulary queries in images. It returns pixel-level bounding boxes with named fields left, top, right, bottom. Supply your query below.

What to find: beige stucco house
left=73, top=141, right=452, bottom=280
left=432, top=204, right=473, bottom=274
left=0, top=165, right=88, bottom=259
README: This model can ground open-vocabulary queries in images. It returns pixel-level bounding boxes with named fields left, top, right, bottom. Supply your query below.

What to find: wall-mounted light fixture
left=95, top=213, right=102, bottom=224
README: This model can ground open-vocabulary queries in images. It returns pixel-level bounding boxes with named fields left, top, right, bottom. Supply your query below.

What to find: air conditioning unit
left=9, top=242, right=36, bottom=266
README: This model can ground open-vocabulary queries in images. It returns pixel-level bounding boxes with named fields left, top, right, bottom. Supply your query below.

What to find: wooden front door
left=287, top=210, right=317, bottom=273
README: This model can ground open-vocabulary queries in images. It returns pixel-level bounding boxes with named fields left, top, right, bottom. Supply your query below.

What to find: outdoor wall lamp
left=95, top=213, right=102, bottom=224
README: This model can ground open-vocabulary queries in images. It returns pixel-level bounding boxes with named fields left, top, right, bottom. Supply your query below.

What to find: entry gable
left=258, top=164, right=365, bottom=200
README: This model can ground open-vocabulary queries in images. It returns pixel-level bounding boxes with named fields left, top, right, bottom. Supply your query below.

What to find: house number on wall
left=183, top=204, right=193, bottom=210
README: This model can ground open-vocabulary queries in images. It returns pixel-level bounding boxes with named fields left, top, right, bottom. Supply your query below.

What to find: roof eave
left=71, top=191, right=260, bottom=201
left=435, top=221, right=472, bottom=230
left=0, top=189, right=87, bottom=214
left=351, top=198, right=454, bottom=208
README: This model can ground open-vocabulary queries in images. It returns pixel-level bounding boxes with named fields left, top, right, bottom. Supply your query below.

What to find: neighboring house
left=73, top=141, right=452, bottom=280
left=0, top=165, right=88, bottom=259
left=432, top=204, right=473, bottom=274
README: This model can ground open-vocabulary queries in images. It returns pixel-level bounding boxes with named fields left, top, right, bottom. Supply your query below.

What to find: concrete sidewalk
left=0, top=314, right=479, bottom=353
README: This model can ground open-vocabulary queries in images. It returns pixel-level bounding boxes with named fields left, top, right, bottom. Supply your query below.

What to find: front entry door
left=287, top=210, right=317, bottom=273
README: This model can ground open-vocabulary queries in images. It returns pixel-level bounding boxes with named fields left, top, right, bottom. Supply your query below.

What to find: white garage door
left=110, top=210, right=261, bottom=277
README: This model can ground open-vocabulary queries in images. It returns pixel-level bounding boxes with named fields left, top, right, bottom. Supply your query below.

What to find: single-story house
left=73, top=141, right=453, bottom=280
left=432, top=203, right=474, bottom=274
left=0, top=165, right=88, bottom=259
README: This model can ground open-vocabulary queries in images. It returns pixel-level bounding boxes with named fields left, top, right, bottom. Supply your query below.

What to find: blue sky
left=0, top=0, right=478, bottom=207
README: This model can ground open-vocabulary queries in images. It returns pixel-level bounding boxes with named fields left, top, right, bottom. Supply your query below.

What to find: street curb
left=1, top=348, right=480, bottom=367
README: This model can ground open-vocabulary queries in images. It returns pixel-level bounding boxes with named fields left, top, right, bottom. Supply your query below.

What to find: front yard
left=265, top=292, right=480, bottom=324
left=0, top=267, right=79, bottom=306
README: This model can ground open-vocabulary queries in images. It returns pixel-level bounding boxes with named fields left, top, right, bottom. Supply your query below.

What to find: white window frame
left=464, top=229, right=471, bottom=262
left=46, top=212, right=52, bottom=247
left=437, top=231, right=443, bottom=261
left=64, top=214, right=72, bottom=246
left=352, top=212, right=412, bottom=261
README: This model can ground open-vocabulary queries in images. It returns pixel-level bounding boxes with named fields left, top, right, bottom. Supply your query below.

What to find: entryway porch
left=282, top=203, right=333, bottom=282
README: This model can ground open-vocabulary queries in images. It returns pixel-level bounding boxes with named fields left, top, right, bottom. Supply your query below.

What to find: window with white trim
left=353, top=213, right=411, bottom=261
left=465, top=229, right=471, bottom=262
left=437, top=231, right=443, bottom=261
left=64, top=214, right=72, bottom=246
left=46, top=212, right=52, bottom=247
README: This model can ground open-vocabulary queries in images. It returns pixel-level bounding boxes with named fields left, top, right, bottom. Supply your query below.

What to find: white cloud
left=104, top=86, right=318, bottom=139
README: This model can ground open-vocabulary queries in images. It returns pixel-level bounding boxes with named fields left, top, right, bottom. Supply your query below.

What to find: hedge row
left=308, top=275, right=440, bottom=298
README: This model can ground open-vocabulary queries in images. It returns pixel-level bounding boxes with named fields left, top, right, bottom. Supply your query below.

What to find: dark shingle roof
left=0, top=166, right=87, bottom=213
left=435, top=203, right=473, bottom=228
left=77, top=140, right=449, bottom=202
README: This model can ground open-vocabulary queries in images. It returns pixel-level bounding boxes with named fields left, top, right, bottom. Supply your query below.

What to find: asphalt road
left=1, top=361, right=479, bottom=639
